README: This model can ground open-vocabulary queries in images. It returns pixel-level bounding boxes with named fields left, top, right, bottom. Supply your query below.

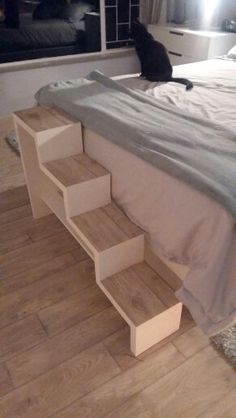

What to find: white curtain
left=140, top=0, right=164, bottom=24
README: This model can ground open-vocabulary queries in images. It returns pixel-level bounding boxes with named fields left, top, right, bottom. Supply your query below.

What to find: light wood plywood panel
left=44, top=155, right=96, bottom=187
left=102, top=266, right=166, bottom=327
left=72, top=206, right=129, bottom=252
left=13, top=105, right=184, bottom=358
left=15, top=106, right=77, bottom=133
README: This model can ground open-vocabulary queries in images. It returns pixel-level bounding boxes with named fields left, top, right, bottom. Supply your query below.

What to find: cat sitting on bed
left=131, top=19, right=193, bottom=90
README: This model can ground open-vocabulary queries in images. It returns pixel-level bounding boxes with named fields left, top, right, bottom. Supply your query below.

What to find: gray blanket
left=36, top=70, right=236, bottom=219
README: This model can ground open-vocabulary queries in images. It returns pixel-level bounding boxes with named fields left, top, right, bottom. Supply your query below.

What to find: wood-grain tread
left=71, top=202, right=143, bottom=252
left=15, top=106, right=77, bottom=132
left=102, top=262, right=180, bottom=327
left=43, top=153, right=109, bottom=187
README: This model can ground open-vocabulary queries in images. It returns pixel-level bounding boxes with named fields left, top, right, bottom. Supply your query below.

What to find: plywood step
left=15, top=106, right=77, bottom=133
left=101, top=262, right=182, bottom=356
left=43, top=153, right=109, bottom=189
left=71, top=202, right=143, bottom=253
left=101, top=262, right=179, bottom=326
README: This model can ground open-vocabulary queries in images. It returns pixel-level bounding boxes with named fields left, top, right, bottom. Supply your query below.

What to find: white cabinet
left=148, top=25, right=236, bottom=65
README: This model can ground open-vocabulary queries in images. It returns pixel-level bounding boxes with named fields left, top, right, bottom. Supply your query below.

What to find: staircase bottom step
left=100, top=262, right=182, bottom=356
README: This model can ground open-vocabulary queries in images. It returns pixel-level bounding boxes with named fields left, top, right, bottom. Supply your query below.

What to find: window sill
left=0, top=47, right=135, bottom=74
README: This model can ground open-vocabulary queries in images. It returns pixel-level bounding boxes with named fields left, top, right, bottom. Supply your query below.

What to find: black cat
left=131, top=20, right=193, bottom=90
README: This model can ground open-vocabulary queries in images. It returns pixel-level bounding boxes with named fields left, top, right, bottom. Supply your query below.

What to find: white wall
left=159, top=0, right=236, bottom=26
left=0, top=52, right=139, bottom=116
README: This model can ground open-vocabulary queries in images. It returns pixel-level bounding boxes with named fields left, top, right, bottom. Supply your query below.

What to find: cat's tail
left=170, top=77, right=193, bottom=90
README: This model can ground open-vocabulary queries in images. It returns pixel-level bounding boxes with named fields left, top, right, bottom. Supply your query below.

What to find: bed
left=15, top=56, right=236, bottom=359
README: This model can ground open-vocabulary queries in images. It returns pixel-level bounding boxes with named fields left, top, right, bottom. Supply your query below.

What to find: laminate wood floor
left=0, top=122, right=235, bottom=418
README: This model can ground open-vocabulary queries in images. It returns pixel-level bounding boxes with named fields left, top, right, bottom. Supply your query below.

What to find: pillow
left=33, top=0, right=66, bottom=20
left=59, top=2, right=94, bottom=22
left=227, top=45, right=236, bottom=59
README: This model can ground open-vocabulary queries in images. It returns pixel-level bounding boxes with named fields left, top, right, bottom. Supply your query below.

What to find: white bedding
left=84, top=59, right=236, bottom=335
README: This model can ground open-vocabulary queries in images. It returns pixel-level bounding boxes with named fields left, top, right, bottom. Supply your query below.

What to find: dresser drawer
left=167, top=52, right=197, bottom=65
left=149, top=26, right=210, bottom=60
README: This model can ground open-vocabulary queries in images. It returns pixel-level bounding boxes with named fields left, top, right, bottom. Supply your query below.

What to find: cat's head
left=131, top=19, right=153, bottom=44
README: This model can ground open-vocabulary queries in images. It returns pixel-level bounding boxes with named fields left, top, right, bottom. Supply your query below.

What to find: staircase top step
left=102, top=262, right=180, bottom=327
left=71, top=202, right=143, bottom=252
left=43, top=153, right=109, bottom=187
left=15, top=106, right=77, bottom=132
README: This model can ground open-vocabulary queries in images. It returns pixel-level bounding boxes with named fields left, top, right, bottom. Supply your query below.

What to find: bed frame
left=14, top=105, right=187, bottom=356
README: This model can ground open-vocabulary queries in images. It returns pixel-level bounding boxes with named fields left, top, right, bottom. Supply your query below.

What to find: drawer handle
left=168, top=51, right=182, bottom=57
left=169, top=30, right=183, bottom=36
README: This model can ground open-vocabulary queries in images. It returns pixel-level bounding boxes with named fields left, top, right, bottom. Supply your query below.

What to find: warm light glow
left=201, top=0, right=220, bottom=27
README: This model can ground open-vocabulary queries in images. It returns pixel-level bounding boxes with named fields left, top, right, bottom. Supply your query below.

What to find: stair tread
left=44, top=153, right=109, bottom=187
left=15, top=106, right=77, bottom=132
left=71, top=203, right=143, bottom=252
left=102, top=262, right=180, bottom=327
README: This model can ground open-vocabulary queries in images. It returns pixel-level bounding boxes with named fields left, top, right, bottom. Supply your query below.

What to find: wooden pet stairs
left=14, top=106, right=182, bottom=356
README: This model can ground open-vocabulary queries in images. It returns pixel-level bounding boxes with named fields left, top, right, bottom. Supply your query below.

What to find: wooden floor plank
left=0, top=233, right=32, bottom=256
left=0, top=253, right=75, bottom=297
left=173, top=326, right=210, bottom=358
left=0, top=259, right=95, bottom=329
left=7, top=307, right=125, bottom=387
left=70, top=247, right=89, bottom=263
left=0, top=137, right=25, bottom=194
left=196, top=389, right=236, bottom=418
left=0, top=315, right=47, bottom=363
left=0, top=213, right=63, bottom=244
left=49, top=343, right=184, bottom=418
left=102, top=346, right=236, bottom=418
left=103, top=308, right=194, bottom=371
left=0, top=230, right=79, bottom=279
left=0, top=204, right=32, bottom=226
left=0, top=186, right=29, bottom=215
left=0, top=344, right=120, bottom=418
left=38, top=284, right=111, bottom=336
left=0, top=365, right=13, bottom=398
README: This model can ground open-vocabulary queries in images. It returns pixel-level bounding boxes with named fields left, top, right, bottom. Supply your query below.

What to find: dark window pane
left=105, top=7, right=117, bottom=42
left=118, top=23, right=129, bottom=40
left=118, top=0, right=129, bottom=23
left=105, top=0, right=116, bottom=5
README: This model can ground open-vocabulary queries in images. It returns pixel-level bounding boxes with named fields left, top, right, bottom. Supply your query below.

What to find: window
left=0, top=0, right=140, bottom=64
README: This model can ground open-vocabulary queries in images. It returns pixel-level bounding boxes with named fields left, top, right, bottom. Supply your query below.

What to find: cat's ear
left=131, top=17, right=140, bottom=25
